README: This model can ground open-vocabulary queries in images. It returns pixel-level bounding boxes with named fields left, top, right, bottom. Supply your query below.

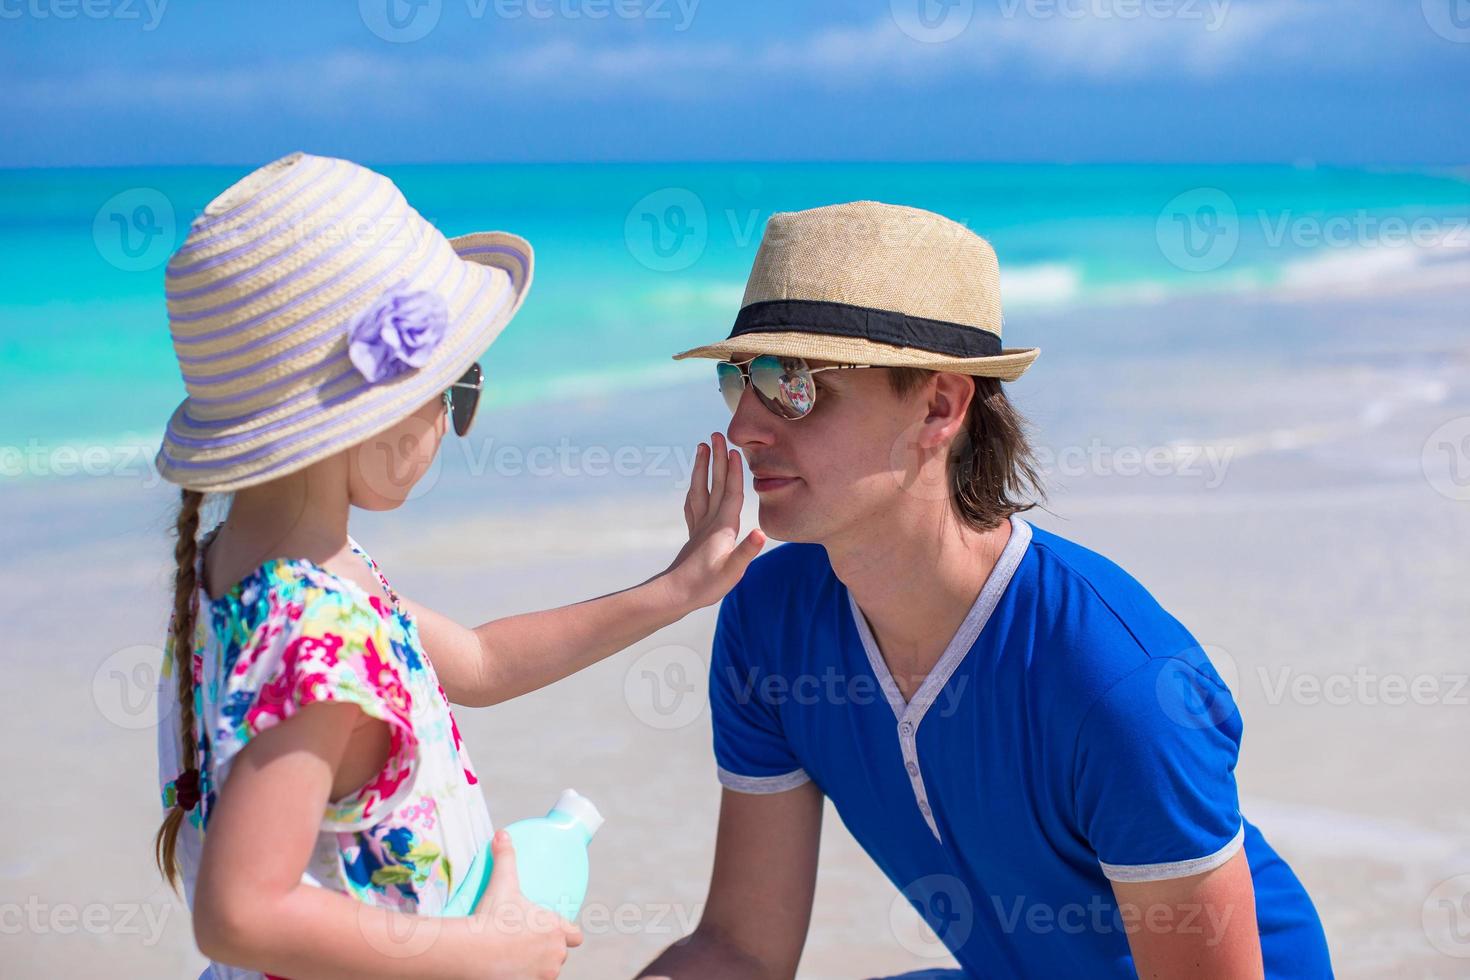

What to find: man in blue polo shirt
left=639, top=202, right=1332, bottom=978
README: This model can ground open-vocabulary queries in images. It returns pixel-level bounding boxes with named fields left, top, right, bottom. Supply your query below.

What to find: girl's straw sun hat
left=672, top=200, right=1038, bottom=381
left=154, top=152, right=532, bottom=493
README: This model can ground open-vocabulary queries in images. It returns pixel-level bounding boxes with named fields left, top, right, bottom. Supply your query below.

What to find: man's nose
left=726, top=381, right=777, bottom=452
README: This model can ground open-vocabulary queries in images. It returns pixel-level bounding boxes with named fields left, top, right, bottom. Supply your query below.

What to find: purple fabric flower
left=347, top=281, right=450, bottom=384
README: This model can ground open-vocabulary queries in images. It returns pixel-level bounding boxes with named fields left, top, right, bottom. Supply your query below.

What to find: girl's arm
left=193, top=699, right=580, bottom=980
left=403, top=434, right=765, bottom=707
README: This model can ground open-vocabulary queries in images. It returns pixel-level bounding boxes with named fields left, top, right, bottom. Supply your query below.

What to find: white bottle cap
left=552, top=788, right=605, bottom=838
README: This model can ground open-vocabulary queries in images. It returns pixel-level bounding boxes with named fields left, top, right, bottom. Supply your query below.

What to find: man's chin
left=756, top=499, right=821, bottom=545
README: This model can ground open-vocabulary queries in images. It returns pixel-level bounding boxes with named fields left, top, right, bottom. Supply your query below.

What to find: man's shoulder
left=1025, top=522, right=1141, bottom=591
left=1016, top=522, right=1229, bottom=734
left=1026, top=523, right=1165, bottom=616
left=1021, top=521, right=1199, bottom=668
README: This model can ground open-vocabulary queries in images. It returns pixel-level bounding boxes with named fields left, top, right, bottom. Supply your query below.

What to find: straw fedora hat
left=672, top=201, right=1038, bottom=381
left=154, top=152, right=532, bottom=493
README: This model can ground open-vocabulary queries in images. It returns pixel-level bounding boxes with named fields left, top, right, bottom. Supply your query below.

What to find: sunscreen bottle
left=442, top=789, right=603, bottom=920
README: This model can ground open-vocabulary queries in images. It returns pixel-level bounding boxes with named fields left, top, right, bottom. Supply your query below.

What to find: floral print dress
left=156, top=527, right=494, bottom=980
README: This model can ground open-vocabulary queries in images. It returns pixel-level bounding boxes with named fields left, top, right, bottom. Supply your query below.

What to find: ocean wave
left=1274, top=237, right=1470, bottom=295
left=1002, top=262, right=1083, bottom=307
left=11, top=245, right=1467, bottom=469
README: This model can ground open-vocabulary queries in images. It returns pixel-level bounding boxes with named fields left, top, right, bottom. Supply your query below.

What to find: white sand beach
left=4, top=279, right=1469, bottom=978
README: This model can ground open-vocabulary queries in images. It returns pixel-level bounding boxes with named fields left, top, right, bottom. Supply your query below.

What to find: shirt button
left=919, top=801, right=931, bottom=815
left=906, top=762, right=919, bottom=776
left=900, top=722, right=913, bottom=736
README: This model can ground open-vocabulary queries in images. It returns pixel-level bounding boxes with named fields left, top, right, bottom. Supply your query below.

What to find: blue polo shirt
left=709, top=515, right=1332, bottom=977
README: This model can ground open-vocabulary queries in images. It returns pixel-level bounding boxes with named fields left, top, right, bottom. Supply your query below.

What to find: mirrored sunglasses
left=441, top=362, right=483, bottom=436
left=715, top=354, right=872, bottom=420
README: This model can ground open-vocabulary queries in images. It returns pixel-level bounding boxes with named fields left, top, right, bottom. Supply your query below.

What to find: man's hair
left=886, top=367, right=1047, bottom=531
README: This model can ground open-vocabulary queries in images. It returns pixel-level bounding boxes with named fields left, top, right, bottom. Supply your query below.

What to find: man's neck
left=825, top=509, right=1013, bottom=702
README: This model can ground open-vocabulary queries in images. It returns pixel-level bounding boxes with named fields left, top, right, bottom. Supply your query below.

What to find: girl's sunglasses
left=441, top=362, right=484, bottom=436
left=716, top=355, right=872, bottom=420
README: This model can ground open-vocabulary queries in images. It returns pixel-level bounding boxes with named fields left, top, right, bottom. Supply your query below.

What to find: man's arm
left=1110, top=847, right=1263, bottom=980
left=637, top=782, right=824, bottom=980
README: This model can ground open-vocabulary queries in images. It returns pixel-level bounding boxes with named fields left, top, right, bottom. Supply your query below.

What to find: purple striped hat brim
left=155, top=226, right=533, bottom=493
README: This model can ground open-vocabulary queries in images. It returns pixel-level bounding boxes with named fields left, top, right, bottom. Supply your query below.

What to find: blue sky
left=3, top=0, right=1468, bottom=167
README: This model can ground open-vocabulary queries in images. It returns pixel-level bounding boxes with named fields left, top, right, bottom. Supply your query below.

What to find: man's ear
left=918, top=372, right=975, bottom=450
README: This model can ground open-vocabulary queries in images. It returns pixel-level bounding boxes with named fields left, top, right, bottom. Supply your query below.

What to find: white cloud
left=787, top=0, right=1326, bottom=82
left=4, top=0, right=1439, bottom=114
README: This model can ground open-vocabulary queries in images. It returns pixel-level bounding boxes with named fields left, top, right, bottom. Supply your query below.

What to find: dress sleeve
left=708, top=585, right=812, bottom=795
left=1072, top=655, right=1245, bottom=882
left=213, top=577, right=421, bottom=833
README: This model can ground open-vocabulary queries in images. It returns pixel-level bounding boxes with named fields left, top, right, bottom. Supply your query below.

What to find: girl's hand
left=471, top=831, right=582, bottom=979
left=665, top=431, right=767, bottom=611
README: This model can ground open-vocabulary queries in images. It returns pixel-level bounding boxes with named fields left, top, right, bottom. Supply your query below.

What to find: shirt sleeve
left=213, top=581, right=421, bottom=833
left=1072, top=654, right=1245, bottom=882
left=708, top=585, right=811, bottom=795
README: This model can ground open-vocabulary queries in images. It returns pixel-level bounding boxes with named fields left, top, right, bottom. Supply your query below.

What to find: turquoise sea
left=3, top=161, right=1469, bottom=472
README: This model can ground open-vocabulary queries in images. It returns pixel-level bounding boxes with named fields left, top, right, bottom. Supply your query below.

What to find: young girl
left=151, top=153, right=763, bottom=979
